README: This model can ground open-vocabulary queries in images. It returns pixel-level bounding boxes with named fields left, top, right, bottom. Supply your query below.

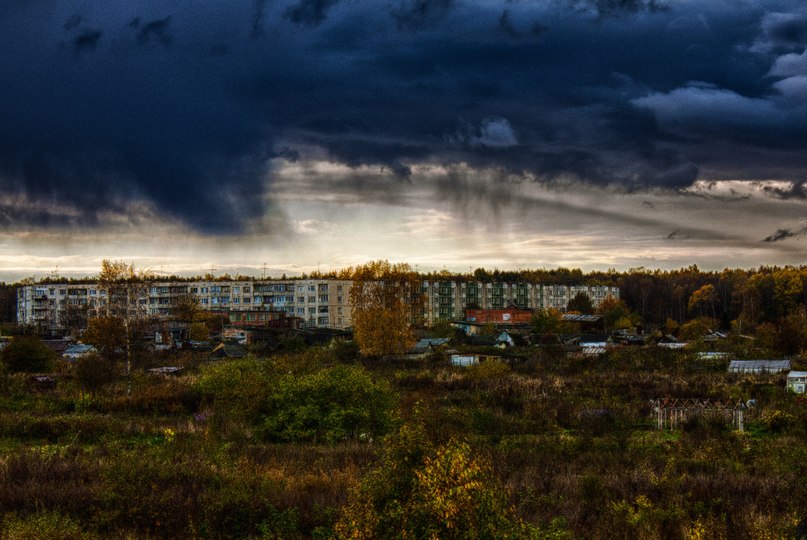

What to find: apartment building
left=17, top=279, right=353, bottom=335
left=17, top=278, right=618, bottom=334
left=420, top=281, right=619, bottom=322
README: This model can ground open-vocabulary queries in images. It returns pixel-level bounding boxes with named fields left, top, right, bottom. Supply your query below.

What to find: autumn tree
left=349, top=260, right=422, bottom=357
left=688, top=284, right=717, bottom=319
left=172, top=293, right=201, bottom=324
left=82, top=315, right=126, bottom=359
left=96, top=260, right=154, bottom=384
left=334, top=423, right=527, bottom=539
left=597, top=295, right=630, bottom=333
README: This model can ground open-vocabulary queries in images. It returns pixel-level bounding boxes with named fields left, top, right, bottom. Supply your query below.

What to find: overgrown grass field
left=1, top=345, right=806, bottom=538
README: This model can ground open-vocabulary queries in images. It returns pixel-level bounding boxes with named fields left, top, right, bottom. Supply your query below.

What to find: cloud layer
left=2, top=0, right=807, bottom=239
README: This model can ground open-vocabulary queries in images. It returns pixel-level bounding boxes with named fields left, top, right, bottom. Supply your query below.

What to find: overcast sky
left=2, top=0, right=807, bottom=280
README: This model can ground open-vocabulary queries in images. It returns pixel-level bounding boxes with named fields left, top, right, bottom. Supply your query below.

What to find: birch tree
left=97, top=260, right=154, bottom=385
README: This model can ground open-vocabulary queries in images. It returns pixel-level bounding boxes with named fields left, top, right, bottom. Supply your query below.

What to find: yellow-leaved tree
left=96, top=260, right=154, bottom=385
left=349, top=260, right=423, bottom=357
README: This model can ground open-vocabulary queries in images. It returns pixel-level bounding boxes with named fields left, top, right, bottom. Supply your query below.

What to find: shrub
left=2, top=336, right=55, bottom=373
left=75, top=353, right=118, bottom=394
left=262, top=365, right=396, bottom=443
left=0, top=511, right=89, bottom=540
left=465, top=359, right=510, bottom=381
left=334, top=424, right=526, bottom=539
left=193, top=358, right=273, bottom=435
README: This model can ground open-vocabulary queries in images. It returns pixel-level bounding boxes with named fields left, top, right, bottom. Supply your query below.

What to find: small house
left=787, top=371, right=807, bottom=393
left=728, top=359, right=791, bottom=374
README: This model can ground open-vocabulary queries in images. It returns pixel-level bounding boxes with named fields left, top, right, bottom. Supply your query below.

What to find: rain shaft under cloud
left=2, top=0, right=807, bottom=236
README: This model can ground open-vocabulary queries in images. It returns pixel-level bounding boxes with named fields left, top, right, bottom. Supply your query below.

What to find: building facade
left=17, top=278, right=618, bottom=335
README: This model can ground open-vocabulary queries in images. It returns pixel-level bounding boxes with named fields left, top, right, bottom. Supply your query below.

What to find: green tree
left=566, top=292, right=594, bottom=314
left=2, top=335, right=56, bottom=373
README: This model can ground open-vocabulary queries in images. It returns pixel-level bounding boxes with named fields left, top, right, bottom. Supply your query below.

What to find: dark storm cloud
left=284, top=0, right=341, bottom=27
left=73, top=29, right=102, bottom=54
left=135, top=16, right=173, bottom=47
left=252, top=0, right=267, bottom=38
left=3, top=0, right=807, bottom=234
left=391, top=0, right=453, bottom=31
left=763, top=228, right=796, bottom=242
left=63, top=14, right=82, bottom=31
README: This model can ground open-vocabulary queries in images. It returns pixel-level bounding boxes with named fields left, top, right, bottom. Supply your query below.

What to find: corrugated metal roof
left=787, top=371, right=807, bottom=378
left=728, top=360, right=790, bottom=372
left=562, top=314, right=602, bottom=322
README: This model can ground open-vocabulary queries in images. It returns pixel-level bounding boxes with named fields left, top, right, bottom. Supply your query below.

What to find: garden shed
left=787, top=371, right=807, bottom=393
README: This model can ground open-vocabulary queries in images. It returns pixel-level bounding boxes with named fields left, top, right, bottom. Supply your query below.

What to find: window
left=297, top=296, right=305, bottom=303
left=244, top=286, right=250, bottom=293
left=308, top=297, right=316, bottom=303
left=337, top=296, right=343, bottom=304
left=297, top=307, right=305, bottom=315
left=319, top=295, right=329, bottom=302
left=233, top=286, right=240, bottom=294
left=243, top=297, right=251, bottom=304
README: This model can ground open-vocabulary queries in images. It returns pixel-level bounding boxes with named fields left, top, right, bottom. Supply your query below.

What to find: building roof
left=787, top=371, right=807, bottom=378
left=63, top=343, right=97, bottom=360
left=562, top=314, right=602, bottom=322
left=728, top=360, right=791, bottom=372
left=43, top=339, right=71, bottom=354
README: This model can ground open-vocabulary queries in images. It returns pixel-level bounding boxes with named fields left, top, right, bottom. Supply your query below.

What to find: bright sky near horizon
left=3, top=1, right=807, bottom=281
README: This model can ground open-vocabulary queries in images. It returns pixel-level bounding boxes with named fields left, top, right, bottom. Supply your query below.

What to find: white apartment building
left=17, top=279, right=353, bottom=334
left=17, top=278, right=618, bottom=335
